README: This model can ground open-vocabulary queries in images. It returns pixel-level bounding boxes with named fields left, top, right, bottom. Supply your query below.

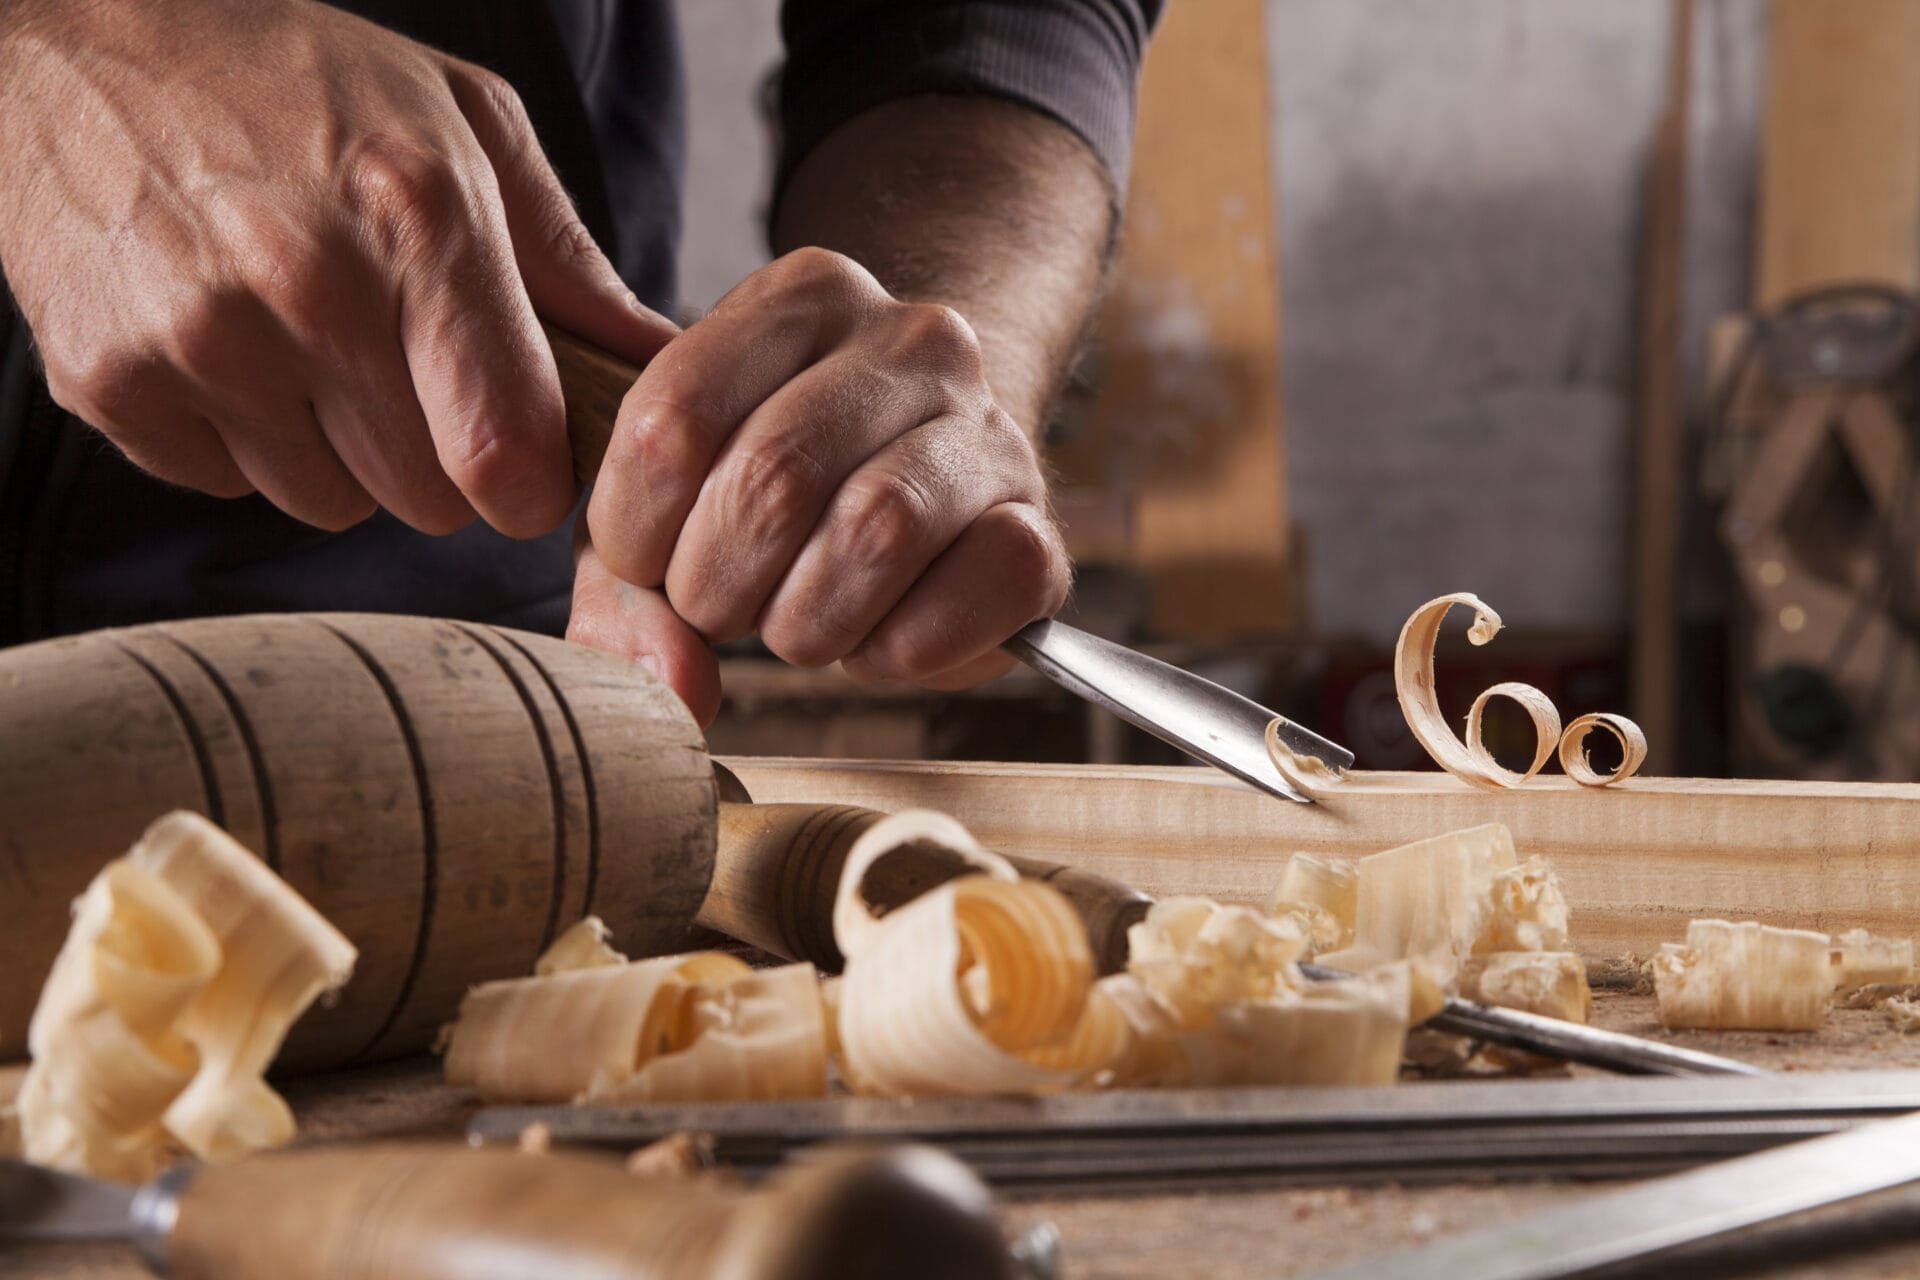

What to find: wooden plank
left=1630, top=0, right=1691, bottom=775
left=723, top=757, right=1920, bottom=961
left=1755, top=0, right=1920, bottom=306
left=1055, top=0, right=1291, bottom=638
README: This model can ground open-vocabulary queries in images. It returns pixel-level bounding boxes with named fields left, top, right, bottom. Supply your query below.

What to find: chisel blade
left=1304, top=1107, right=1920, bottom=1280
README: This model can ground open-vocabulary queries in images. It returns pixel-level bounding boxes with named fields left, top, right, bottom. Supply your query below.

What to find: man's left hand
left=567, top=246, right=1071, bottom=726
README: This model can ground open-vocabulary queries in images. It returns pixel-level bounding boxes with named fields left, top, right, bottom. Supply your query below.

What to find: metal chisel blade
left=0, top=1159, right=136, bottom=1243
left=1303, top=1107, right=1920, bottom=1280
left=1003, top=620, right=1353, bottom=805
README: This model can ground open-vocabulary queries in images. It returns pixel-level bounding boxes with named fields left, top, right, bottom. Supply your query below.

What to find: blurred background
left=677, top=0, right=1920, bottom=783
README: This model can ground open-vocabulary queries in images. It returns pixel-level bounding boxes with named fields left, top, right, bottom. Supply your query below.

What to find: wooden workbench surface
left=7, top=993, right=1920, bottom=1279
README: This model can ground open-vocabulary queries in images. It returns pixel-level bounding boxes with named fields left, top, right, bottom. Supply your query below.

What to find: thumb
left=445, top=60, right=679, bottom=367
left=569, top=530, right=722, bottom=727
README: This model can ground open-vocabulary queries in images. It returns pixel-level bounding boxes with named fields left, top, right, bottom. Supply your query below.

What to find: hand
left=574, top=247, right=1070, bottom=714
left=0, top=0, right=674, bottom=535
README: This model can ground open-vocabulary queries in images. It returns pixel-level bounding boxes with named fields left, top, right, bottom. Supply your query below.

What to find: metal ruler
left=470, top=1070, right=1920, bottom=1195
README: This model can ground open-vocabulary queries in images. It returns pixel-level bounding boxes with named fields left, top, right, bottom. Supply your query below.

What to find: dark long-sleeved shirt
left=0, top=0, right=1158, bottom=646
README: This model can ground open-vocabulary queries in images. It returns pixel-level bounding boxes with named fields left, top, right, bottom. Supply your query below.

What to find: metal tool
left=1003, top=618, right=1353, bottom=804
left=1298, top=962, right=1767, bottom=1078
left=471, top=1070, right=1920, bottom=1196
left=1304, top=1101, right=1920, bottom=1280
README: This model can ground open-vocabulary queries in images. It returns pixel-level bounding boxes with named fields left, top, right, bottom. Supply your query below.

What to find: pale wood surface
left=723, top=758, right=1920, bottom=960
left=0, top=614, right=715, bottom=1068
left=9, top=996, right=1919, bottom=1280
left=1755, top=0, right=1920, bottom=306
left=1051, top=0, right=1292, bottom=637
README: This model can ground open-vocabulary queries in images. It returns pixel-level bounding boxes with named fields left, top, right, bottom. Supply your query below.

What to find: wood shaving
left=1460, top=953, right=1592, bottom=1024
left=1653, top=920, right=1835, bottom=1031
left=625, top=1131, right=714, bottom=1178
left=1557, top=713, right=1649, bottom=787
left=1886, top=996, right=1920, bottom=1034
left=1831, top=929, right=1916, bottom=991
left=1264, top=720, right=1342, bottom=794
left=443, top=953, right=827, bottom=1105
left=534, top=916, right=627, bottom=976
left=1395, top=594, right=1557, bottom=788
left=1395, top=593, right=1647, bottom=787
left=1269, top=853, right=1357, bottom=954
left=831, top=811, right=1110, bottom=1096
left=18, top=812, right=356, bottom=1181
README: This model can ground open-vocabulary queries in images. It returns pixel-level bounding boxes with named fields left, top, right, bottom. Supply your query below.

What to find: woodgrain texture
left=165, top=1142, right=1008, bottom=1280
left=1051, top=0, right=1291, bottom=637
left=0, top=614, right=715, bottom=1068
left=723, top=758, right=1920, bottom=961
left=1755, top=0, right=1920, bottom=305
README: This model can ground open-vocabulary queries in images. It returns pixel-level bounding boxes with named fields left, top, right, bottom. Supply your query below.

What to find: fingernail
left=637, top=653, right=663, bottom=679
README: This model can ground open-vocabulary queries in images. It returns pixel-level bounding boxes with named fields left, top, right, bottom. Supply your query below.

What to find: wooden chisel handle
left=160, top=1142, right=1011, bottom=1280
left=547, top=322, right=641, bottom=486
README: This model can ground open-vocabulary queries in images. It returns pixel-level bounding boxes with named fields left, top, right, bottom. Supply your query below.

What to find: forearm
left=771, top=94, right=1114, bottom=438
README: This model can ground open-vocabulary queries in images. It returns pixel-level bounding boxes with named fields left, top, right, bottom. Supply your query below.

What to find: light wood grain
left=166, top=1142, right=1008, bottom=1280
left=1755, top=0, right=1920, bottom=305
left=723, top=757, right=1920, bottom=960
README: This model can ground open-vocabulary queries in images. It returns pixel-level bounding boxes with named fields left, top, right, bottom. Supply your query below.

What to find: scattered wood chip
left=1831, top=929, right=1916, bottom=991
left=516, top=1121, right=552, bottom=1155
left=1269, top=853, right=1357, bottom=954
left=1653, top=920, right=1835, bottom=1031
left=534, top=916, right=627, bottom=976
left=626, top=1131, right=714, bottom=1178
left=442, top=953, right=827, bottom=1105
left=18, top=812, right=356, bottom=1181
left=1460, top=953, right=1592, bottom=1025
left=1886, top=996, right=1920, bottom=1034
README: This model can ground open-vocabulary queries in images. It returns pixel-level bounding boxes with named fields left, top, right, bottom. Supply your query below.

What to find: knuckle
left=541, top=203, right=602, bottom=271
left=726, top=437, right=825, bottom=536
left=342, top=136, right=468, bottom=258
left=440, top=422, right=540, bottom=500
left=838, top=470, right=933, bottom=561
left=895, top=302, right=980, bottom=366
left=761, top=608, right=863, bottom=670
left=299, top=483, right=379, bottom=533
left=992, top=507, right=1069, bottom=603
left=767, top=245, right=869, bottom=304
left=616, top=396, right=713, bottom=480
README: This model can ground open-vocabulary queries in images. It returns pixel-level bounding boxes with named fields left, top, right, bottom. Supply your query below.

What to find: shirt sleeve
left=775, top=0, right=1163, bottom=197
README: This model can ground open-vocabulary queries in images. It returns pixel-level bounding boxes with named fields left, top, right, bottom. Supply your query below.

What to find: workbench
left=9, top=993, right=1920, bottom=1279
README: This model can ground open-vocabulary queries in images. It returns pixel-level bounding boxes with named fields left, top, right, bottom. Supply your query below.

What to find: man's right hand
left=0, top=0, right=674, bottom=535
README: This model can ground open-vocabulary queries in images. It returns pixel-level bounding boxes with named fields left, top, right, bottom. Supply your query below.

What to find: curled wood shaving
left=1464, top=682, right=1562, bottom=785
left=1396, top=594, right=1557, bottom=788
left=1557, top=713, right=1648, bottom=788
left=19, top=812, right=356, bottom=1181
left=1652, top=920, right=1834, bottom=1031
left=1396, top=593, right=1647, bottom=787
left=1264, top=720, right=1342, bottom=794
left=831, top=810, right=1110, bottom=1096
left=443, top=954, right=827, bottom=1105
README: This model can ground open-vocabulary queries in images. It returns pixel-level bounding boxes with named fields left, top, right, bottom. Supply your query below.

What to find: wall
left=673, top=0, right=1767, bottom=643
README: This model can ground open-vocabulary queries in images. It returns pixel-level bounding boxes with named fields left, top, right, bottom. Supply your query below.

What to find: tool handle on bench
left=160, top=1142, right=1011, bottom=1280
